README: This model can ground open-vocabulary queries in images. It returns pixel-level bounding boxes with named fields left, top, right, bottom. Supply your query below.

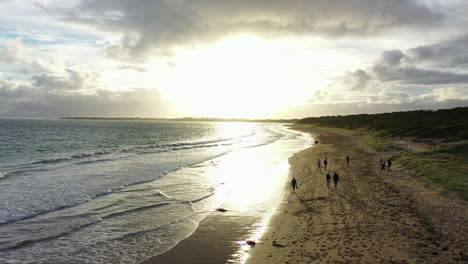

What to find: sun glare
left=152, top=35, right=332, bottom=118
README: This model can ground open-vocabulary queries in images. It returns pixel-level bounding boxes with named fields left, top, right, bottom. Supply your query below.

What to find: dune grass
left=361, top=133, right=401, bottom=152
left=291, top=124, right=364, bottom=136
left=392, top=141, right=468, bottom=200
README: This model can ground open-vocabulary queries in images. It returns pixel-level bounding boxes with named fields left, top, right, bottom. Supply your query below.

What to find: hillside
left=296, top=107, right=468, bottom=141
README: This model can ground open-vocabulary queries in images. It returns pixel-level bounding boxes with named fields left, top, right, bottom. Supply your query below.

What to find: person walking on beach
left=316, top=159, right=322, bottom=172
left=326, top=172, right=331, bottom=188
left=333, top=172, right=339, bottom=188
left=323, top=158, right=328, bottom=170
left=387, top=159, right=392, bottom=172
left=380, top=162, right=386, bottom=173
left=345, top=155, right=350, bottom=166
left=291, top=177, right=298, bottom=192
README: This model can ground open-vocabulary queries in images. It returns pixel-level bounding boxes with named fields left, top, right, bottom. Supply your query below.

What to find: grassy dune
left=393, top=141, right=468, bottom=200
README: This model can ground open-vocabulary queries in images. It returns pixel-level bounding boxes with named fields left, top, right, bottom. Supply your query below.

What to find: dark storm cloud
left=47, top=0, right=443, bottom=60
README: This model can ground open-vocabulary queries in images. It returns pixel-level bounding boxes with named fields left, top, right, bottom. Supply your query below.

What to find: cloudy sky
left=1, top=0, right=468, bottom=118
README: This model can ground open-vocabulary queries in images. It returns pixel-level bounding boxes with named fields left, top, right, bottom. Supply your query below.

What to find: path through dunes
left=246, top=130, right=467, bottom=264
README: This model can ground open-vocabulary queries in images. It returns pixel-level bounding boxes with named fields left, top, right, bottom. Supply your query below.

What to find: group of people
left=379, top=157, right=392, bottom=173
left=292, top=155, right=351, bottom=192
left=292, top=152, right=396, bottom=192
left=316, top=158, right=328, bottom=171
left=326, top=172, right=340, bottom=188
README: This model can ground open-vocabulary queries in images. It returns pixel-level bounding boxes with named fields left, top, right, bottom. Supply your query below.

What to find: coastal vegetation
left=296, top=107, right=468, bottom=200
left=296, top=107, right=468, bottom=141
left=393, top=141, right=468, bottom=200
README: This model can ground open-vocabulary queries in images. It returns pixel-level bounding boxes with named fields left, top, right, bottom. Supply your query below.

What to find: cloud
left=117, top=65, right=148, bottom=72
left=366, top=91, right=411, bottom=104
left=329, top=69, right=373, bottom=91
left=46, top=0, right=444, bottom=60
left=0, top=38, right=25, bottom=64
left=315, top=32, right=468, bottom=111
left=408, top=34, right=468, bottom=68
left=423, top=87, right=468, bottom=102
left=32, top=69, right=101, bottom=92
left=0, top=69, right=169, bottom=118
left=330, top=33, right=468, bottom=92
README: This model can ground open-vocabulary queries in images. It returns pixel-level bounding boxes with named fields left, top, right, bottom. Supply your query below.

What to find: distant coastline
left=60, top=117, right=297, bottom=123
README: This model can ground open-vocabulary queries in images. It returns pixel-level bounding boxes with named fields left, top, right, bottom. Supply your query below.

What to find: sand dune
left=246, top=128, right=467, bottom=264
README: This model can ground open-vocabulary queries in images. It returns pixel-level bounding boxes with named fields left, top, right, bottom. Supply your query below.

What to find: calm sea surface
left=0, top=119, right=311, bottom=263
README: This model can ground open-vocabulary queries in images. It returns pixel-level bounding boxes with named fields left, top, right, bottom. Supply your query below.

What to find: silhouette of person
left=346, top=155, right=350, bottom=166
left=317, top=159, right=322, bottom=171
left=333, top=172, right=339, bottom=188
left=380, top=162, right=386, bottom=173
left=323, top=158, right=328, bottom=170
left=291, top=177, right=298, bottom=192
left=387, top=159, right=392, bottom=171
left=326, top=172, right=331, bottom=188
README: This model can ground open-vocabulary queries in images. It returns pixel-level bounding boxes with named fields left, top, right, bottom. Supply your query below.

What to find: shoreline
left=139, top=128, right=310, bottom=264
left=246, top=127, right=467, bottom=263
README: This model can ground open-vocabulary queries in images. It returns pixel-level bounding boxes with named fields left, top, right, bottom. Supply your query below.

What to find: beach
left=245, top=127, right=468, bottom=264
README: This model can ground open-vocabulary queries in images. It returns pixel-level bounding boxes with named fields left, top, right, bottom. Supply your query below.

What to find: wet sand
left=140, top=212, right=257, bottom=264
left=246, top=127, right=468, bottom=264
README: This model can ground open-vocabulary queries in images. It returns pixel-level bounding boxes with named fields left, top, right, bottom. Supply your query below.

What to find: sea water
left=0, top=119, right=311, bottom=263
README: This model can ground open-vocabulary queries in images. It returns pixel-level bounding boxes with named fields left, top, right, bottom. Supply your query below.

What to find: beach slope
left=246, top=128, right=467, bottom=264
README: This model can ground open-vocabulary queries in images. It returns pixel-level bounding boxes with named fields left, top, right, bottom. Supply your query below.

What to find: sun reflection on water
left=201, top=123, right=292, bottom=263
left=207, top=145, right=289, bottom=213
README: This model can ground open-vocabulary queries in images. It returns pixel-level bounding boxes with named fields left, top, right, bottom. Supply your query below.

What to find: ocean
left=0, top=119, right=311, bottom=263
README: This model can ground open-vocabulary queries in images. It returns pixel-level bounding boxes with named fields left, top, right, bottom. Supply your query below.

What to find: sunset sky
left=1, top=0, right=468, bottom=118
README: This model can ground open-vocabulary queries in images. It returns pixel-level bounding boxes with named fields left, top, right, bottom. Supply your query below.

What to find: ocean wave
left=23, top=138, right=235, bottom=168
left=0, top=198, right=93, bottom=226
left=12, top=133, right=256, bottom=170
left=0, top=217, right=103, bottom=251
left=71, top=153, right=95, bottom=159
left=102, top=202, right=172, bottom=219
left=187, top=192, right=216, bottom=204
left=32, top=157, right=72, bottom=165
left=85, top=211, right=204, bottom=249
left=172, top=143, right=219, bottom=151
left=32, top=151, right=102, bottom=165
left=76, top=158, right=115, bottom=165
left=0, top=177, right=168, bottom=226
left=0, top=168, right=48, bottom=181
left=161, top=138, right=227, bottom=148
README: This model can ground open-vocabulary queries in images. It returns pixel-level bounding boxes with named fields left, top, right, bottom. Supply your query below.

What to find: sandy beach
left=246, top=127, right=468, bottom=264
